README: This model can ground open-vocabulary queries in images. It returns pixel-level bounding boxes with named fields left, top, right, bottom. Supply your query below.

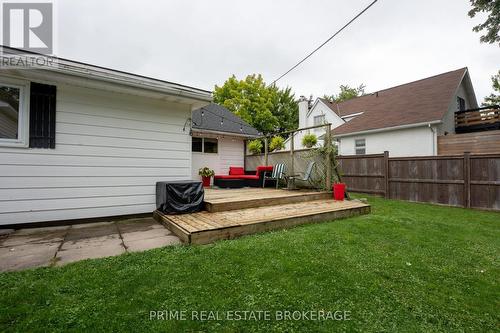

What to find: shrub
left=302, top=133, right=318, bottom=148
left=198, top=167, right=215, bottom=177
left=248, top=139, right=263, bottom=155
left=269, top=136, right=285, bottom=152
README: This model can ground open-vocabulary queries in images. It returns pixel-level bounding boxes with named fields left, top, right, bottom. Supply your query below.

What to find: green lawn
left=1, top=196, right=499, bottom=332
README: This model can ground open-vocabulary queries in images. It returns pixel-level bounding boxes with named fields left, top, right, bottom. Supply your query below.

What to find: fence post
left=325, top=123, right=332, bottom=191
left=289, top=132, right=295, bottom=189
left=264, top=136, right=268, bottom=166
left=384, top=151, right=390, bottom=198
left=464, top=151, right=471, bottom=208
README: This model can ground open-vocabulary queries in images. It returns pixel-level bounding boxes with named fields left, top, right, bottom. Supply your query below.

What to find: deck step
left=154, top=199, right=370, bottom=245
left=203, top=189, right=332, bottom=212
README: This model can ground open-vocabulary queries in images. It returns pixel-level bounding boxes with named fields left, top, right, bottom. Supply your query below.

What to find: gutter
left=50, top=61, right=212, bottom=102
left=333, top=120, right=442, bottom=138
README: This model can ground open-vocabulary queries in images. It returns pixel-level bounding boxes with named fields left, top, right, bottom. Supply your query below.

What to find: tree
left=468, top=0, right=500, bottom=46
left=323, top=84, right=366, bottom=103
left=213, top=74, right=298, bottom=134
left=483, top=70, right=500, bottom=106
left=270, top=86, right=299, bottom=134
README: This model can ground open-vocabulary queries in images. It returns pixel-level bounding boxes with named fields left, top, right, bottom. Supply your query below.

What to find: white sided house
left=287, top=68, right=478, bottom=156
left=0, top=47, right=211, bottom=226
left=190, top=103, right=260, bottom=181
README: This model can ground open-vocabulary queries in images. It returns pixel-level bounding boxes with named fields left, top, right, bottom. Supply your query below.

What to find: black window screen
left=29, top=82, right=56, bottom=148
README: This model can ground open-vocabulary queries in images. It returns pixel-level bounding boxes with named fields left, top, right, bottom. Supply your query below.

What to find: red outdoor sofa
left=213, top=166, right=273, bottom=188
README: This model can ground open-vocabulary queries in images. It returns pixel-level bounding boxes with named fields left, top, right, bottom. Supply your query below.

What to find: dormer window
left=457, top=97, right=465, bottom=111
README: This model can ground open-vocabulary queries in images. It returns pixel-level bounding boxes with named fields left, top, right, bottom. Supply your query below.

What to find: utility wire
left=271, top=0, right=379, bottom=85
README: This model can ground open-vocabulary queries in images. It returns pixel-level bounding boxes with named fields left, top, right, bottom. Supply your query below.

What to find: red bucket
left=202, top=176, right=211, bottom=187
left=333, top=183, right=346, bottom=201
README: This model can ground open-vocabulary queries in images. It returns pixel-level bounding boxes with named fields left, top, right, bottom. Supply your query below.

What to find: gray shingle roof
left=192, top=103, right=260, bottom=136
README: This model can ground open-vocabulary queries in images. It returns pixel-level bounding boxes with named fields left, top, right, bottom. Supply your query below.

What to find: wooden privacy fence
left=337, top=152, right=500, bottom=211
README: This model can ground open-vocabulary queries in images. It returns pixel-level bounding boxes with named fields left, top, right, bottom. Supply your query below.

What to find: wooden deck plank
left=204, top=189, right=331, bottom=212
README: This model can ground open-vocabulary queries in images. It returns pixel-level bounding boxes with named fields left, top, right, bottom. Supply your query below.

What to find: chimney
left=298, top=95, right=308, bottom=129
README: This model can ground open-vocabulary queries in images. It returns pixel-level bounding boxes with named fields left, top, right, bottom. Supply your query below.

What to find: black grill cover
left=156, top=181, right=204, bottom=214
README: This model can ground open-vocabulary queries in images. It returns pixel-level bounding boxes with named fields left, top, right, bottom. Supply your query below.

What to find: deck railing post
left=464, top=151, right=471, bottom=208
left=325, top=123, right=332, bottom=191
left=289, top=131, right=295, bottom=189
left=264, top=136, right=268, bottom=166
left=384, top=151, right=390, bottom=198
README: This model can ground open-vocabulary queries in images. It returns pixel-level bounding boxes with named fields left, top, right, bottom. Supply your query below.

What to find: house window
left=204, top=138, right=218, bottom=153
left=0, top=79, right=29, bottom=147
left=192, top=137, right=202, bottom=152
left=192, top=137, right=218, bottom=154
left=457, top=97, right=466, bottom=111
left=0, top=80, right=57, bottom=148
left=355, top=139, right=366, bottom=155
left=313, top=115, right=325, bottom=126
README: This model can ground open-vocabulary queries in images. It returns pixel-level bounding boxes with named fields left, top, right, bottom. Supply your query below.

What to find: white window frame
left=0, top=77, right=30, bottom=148
left=355, top=138, right=366, bottom=155
left=313, top=114, right=326, bottom=126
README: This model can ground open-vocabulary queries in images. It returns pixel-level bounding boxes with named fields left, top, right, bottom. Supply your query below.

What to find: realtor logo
left=2, top=1, right=53, bottom=54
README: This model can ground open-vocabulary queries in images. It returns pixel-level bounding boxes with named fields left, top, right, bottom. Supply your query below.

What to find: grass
left=0, top=195, right=499, bottom=332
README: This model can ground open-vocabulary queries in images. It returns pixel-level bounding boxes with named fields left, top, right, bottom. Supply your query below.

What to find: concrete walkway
left=0, top=217, right=181, bottom=272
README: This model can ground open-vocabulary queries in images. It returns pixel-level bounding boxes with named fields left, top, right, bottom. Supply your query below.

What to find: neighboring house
left=190, top=103, right=260, bottom=181
left=0, top=46, right=211, bottom=226
left=287, top=68, right=478, bottom=156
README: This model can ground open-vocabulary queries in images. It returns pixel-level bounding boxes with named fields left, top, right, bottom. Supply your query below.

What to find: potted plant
left=248, top=139, right=263, bottom=155
left=198, top=167, right=215, bottom=187
left=269, top=136, right=285, bottom=152
left=302, top=133, right=318, bottom=148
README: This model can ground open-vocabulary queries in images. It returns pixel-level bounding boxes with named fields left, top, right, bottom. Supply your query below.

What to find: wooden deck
left=154, top=188, right=370, bottom=244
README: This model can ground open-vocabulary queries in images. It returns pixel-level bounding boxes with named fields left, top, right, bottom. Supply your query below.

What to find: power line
left=270, top=0, right=379, bottom=86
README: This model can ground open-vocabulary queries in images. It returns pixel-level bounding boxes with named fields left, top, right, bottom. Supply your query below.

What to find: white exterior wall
left=191, top=135, right=245, bottom=181
left=338, top=125, right=437, bottom=157
left=0, top=83, right=193, bottom=225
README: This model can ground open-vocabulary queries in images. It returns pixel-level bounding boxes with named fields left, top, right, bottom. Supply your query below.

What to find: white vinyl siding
left=339, top=126, right=436, bottom=157
left=0, top=84, right=192, bottom=225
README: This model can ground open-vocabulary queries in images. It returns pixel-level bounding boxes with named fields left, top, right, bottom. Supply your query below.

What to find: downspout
left=428, top=124, right=437, bottom=155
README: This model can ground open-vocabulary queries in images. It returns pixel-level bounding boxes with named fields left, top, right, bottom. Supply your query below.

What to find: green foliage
left=323, top=84, right=366, bottom=103
left=304, top=140, right=340, bottom=190
left=213, top=74, right=298, bottom=134
left=1, top=197, right=499, bottom=332
left=247, top=139, right=263, bottom=154
left=198, top=167, right=214, bottom=177
left=468, top=0, right=500, bottom=45
left=301, top=133, right=318, bottom=148
left=270, top=86, right=299, bottom=134
left=482, top=70, right=500, bottom=106
left=269, top=136, right=285, bottom=152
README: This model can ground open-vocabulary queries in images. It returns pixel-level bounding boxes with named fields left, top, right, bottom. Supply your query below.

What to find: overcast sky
left=57, top=0, right=499, bottom=102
